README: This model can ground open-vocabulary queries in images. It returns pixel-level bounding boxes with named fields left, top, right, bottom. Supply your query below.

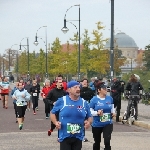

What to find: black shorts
left=1, top=93, right=9, bottom=96
left=16, top=106, right=27, bottom=118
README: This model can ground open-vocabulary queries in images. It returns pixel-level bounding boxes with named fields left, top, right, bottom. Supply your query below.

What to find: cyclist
left=125, top=74, right=143, bottom=120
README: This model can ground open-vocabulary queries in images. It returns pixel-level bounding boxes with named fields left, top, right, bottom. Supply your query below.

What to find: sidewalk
left=119, top=100, right=150, bottom=129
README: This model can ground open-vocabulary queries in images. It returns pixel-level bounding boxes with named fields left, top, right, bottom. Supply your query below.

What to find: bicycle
left=142, top=91, right=150, bottom=105
left=122, top=95, right=140, bottom=125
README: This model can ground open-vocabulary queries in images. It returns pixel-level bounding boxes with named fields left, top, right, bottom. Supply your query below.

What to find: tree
left=90, top=22, right=109, bottom=77
left=135, top=51, right=144, bottom=69
left=143, top=44, right=150, bottom=70
left=81, top=29, right=91, bottom=77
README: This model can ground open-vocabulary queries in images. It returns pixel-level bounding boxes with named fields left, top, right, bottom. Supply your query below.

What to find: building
left=105, top=32, right=142, bottom=74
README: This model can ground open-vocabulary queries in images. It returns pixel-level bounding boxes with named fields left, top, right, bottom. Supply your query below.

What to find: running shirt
left=0, top=81, right=9, bottom=94
left=90, top=95, right=113, bottom=127
left=51, top=95, right=91, bottom=142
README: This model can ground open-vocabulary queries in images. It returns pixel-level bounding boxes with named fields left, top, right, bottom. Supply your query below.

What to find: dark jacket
left=111, top=80, right=124, bottom=109
left=46, top=88, right=67, bottom=106
left=80, top=87, right=95, bottom=102
left=24, top=84, right=32, bottom=93
left=30, top=84, right=40, bottom=97
left=126, top=81, right=143, bottom=95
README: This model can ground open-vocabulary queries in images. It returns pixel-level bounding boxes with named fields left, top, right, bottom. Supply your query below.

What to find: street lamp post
left=2, top=55, right=5, bottom=76
left=34, top=26, right=48, bottom=78
left=110, top=0, right=114, bottom=81
left=61, top=4, right=80, bottom=80
left=19, top=37, right=30, bottom=78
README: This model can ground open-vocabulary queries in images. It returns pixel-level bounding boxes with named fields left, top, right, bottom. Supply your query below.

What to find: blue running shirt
left=90, top=95, right=113, bottom=127
left=51, top=95, right=91, bottom=142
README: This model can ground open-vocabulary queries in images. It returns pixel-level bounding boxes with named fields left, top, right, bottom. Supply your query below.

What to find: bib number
left=16, top=102, right=23, bottom=106
left=67, top=123, right=81, bottom=134
left=33, top=93, right=37, bottom=96
left=100, top=113, right=111, bottom=122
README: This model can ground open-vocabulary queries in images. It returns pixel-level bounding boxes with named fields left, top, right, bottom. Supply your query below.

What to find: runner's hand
left=53, top=102, right=56, bottom=105
left=111, top=113, right=116, bottom=118
left=84, top=120, right=90, bottom=129
left=55, top=121, right=61, bottom=129
left=22, top=94, right=25, bottom=98
left=97, top=109, right=103, bottom=116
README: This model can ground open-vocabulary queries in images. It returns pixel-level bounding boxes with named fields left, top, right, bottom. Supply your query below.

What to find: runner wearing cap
left=90, top=82, right=115, bottom=150
left=50, top=80, right=92, bottom=150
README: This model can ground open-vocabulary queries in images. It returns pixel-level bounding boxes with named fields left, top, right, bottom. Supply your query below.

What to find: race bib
left=16, top=102, right=23, bottom=106
left=67, top=123, right=81, bottom=134
left=33, top=93, right=37, bottom=96
left=100, top=113, right=111, bottom=122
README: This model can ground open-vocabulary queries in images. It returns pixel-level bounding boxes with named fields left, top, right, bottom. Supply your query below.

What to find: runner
left=24, top=80, right=32, bottom=111
left=0, top=76, right=10, bottom=109
left=11, top=82, right=19, bottom=123
left=30, top=80, right=40, bottom=115
left=90, top=82, right=115, bottom=150
left=46, top=79, right=67, bottom=136
left=12, top=82, right=30, bottom=130
left=41, top=79, right=52, bottom=119
left=50, top=80, right=92, bottom=150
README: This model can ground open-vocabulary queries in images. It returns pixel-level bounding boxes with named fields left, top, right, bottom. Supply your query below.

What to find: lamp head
left=61, top=19, right=69, bottom=34
left=34, top=35, right=38, bottom=46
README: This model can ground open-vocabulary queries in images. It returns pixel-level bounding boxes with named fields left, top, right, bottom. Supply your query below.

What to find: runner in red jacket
left=41, top=80, right=52, bottom=119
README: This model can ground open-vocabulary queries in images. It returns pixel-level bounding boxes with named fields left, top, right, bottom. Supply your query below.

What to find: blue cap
left=67, top=81, right=80, bottom=88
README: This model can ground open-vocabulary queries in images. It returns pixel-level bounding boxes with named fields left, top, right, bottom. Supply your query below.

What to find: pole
left=16, top=51, right=19, bottom=80
left=78, top=5, right=81, bottom=80
left=110, top=0, right=114, bottom=81
left=131, top=58, right=132, bottom=72
left=27, top=38, right=29, bottom=77
left=45, top=27, right=48, bottom=78
left=3, top=58, right=4, bottom=76
left=9, top=49, right=11, bottom=71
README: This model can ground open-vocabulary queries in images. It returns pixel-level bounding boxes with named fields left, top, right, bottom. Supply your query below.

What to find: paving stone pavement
left=0, top=83, right=149, bottom=150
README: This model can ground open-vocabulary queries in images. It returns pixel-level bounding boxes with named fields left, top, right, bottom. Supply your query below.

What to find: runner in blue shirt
left=50, top=80, right=92, bottom=150
left=90, top=82, right=115, bottom=150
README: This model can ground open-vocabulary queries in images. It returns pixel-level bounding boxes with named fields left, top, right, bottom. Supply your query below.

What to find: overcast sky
left=0, top=0, right=150, bottom=54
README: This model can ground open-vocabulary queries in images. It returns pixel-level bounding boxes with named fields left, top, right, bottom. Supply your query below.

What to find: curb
left=114, top=116, right=150, bottom=130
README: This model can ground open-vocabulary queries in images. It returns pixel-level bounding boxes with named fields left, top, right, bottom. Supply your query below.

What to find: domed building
left=105, top=32, right=139, bottom=73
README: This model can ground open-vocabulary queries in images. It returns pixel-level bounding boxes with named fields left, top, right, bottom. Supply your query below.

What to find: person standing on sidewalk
left=12, top=82, right=30, bottom=130
left=41, top=79, right=52, bottom=119
left=111, top=78, right=124, bottom=122
left=11, top=82, right=19, bottom=123
left=0, top=76, right=10, bottom=109
left=30, top=80, right=40, bottom=115
left=90, top=82, right=115, bottom=150
left=24, top=80, right=32, bottom=111
left=46, top=79, right=67, bottom=136
left=50, top=80, right=92, bottom=150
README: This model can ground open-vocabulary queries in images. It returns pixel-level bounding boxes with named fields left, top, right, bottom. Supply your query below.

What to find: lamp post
left=110, top=0, right=114, bottom=81
left=34, top=26, right=48, bottom=78
left=19, top=37, right=29, bottom=78
left=2, top=55, right=5, bottom=76
left=61, top=4, right=80, bottom=80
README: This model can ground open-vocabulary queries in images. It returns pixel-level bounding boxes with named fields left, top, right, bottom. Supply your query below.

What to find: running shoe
left=33, top=112, right=36, bottom=115
left=19, top=124, right=23, bottom=130
left=83, top=137, right=88, bottom=142
left=36, top=107, right=38, bottom=111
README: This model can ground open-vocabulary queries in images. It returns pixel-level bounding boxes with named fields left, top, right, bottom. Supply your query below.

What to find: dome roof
left=105, top=32, right=138, bottom=48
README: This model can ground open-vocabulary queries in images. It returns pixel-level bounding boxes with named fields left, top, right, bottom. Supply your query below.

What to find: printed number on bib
left=33, top=93, right=37, bottom=96
left=67, top=123, right=81, bottom=134
left=100, top=113, right=111, bottom=122
left=16, top=102, right=23, bottom=106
